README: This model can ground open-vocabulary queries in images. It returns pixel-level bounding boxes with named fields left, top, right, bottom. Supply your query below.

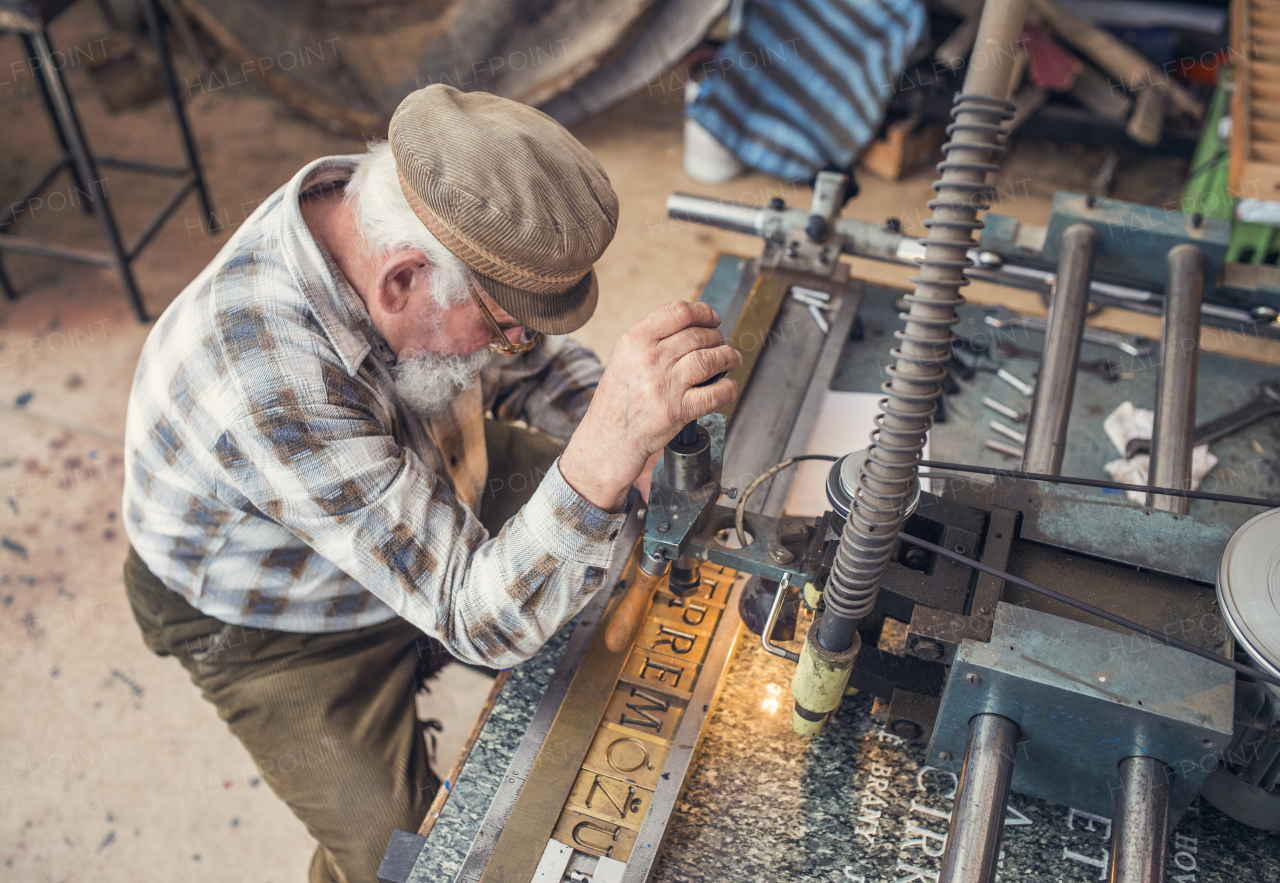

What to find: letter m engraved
left=620, top=687, right=671, bottom=731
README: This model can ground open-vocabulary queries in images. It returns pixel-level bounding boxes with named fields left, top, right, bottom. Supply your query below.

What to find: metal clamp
left=761, top=572, right=800, bottom=662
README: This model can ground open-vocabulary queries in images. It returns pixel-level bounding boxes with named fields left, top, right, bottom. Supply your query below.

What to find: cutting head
left=1217, top=508, right=1280, bottom=679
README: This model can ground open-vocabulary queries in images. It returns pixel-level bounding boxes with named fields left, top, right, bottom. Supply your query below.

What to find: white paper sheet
left=782, top=390, right=930, bottom=517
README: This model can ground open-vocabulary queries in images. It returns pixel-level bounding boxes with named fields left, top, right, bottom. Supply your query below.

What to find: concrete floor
left=0, top=4, right=1240, bottom=882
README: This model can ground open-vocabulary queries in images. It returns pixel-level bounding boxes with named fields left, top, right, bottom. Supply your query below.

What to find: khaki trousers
left=124, top=420, right=562, bottom=883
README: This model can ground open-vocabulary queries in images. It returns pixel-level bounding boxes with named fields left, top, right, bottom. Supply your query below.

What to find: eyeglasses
left=468, top=279, right=539, bottom=355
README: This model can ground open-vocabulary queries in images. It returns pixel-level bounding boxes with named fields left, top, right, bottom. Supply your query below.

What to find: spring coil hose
left=818, top=93, right=1015, bottom=651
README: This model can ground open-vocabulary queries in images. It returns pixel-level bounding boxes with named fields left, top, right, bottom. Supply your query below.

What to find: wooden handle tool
left=605, top=566, right=666, bottom=653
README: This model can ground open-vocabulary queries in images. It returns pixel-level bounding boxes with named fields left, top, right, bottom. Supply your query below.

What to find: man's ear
left=375, top=250, right=430, bottom=315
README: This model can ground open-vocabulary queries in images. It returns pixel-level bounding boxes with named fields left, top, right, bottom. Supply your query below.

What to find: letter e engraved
left=638, top=656, right=685, bottom=689
left=653, top=624, right=697, bottom=655
left=585, top=774, right=639, bottom=820
left=1066, top=807, right=1112, bottom=838
left=1063, top=847, right=1109, bottom=880
left=571, top=820, right=620, bottom=858
left=620, top=687, right=671, bottom=731
left=605, top=737, right=652, bottom=773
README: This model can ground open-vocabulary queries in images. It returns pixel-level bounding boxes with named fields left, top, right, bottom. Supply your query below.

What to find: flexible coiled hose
left=818, top=93, right=1015, bottom=650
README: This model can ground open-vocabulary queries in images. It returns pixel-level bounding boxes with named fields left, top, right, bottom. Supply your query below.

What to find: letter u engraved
left=572, top=820, right=620, bottom=857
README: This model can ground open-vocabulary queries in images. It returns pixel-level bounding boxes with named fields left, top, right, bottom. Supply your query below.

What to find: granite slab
left=411, top=616, right=1279, bottom=882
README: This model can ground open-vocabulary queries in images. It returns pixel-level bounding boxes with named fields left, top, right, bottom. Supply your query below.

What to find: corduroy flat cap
left=389, top=85, right=619, bottom=335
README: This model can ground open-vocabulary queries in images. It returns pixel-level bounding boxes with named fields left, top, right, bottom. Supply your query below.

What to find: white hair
left=344, top=141, right=471, bottom=307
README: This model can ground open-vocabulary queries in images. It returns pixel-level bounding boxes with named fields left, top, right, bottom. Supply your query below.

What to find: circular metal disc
left=1217, top=508, right=1280, bottom=679
left=825, top=449, right=921, bottom=520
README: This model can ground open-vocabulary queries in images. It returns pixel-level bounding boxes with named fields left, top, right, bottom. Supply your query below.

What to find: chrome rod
left=939, top=713, right=1021, bottom=883
left=1110, top=756, right=1172, bottom=883
left=1022, top=224, right=1097, bottom=474
left=1148, top=244, right=1204, bottom=513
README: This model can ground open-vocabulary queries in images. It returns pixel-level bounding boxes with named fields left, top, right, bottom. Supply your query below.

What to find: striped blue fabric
left=688, top=0, right=927, bottom=181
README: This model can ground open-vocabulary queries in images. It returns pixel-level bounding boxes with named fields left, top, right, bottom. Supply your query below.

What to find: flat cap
left=389, top=85, right=619, bottom=335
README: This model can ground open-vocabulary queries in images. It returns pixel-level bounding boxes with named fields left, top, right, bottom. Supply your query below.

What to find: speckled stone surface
left=415, top=614, right=1279, bottom=882
left=653, top=633, right=1279, bottom=882
left=411, top=615, right=581, bottom=880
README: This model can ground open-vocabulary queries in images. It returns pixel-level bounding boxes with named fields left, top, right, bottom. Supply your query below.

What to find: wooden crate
left=859, top=115, right=948, bottom=181
left=1230, top=0, right=1280, bottom=198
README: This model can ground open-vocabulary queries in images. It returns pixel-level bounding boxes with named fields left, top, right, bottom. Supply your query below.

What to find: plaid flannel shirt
left=122, top=156, right=624, bottom=667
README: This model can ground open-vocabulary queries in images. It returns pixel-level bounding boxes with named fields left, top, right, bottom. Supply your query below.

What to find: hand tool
left=990, top=419, right=1027, bottom=444
left=983, top=396, right=1026, bottom=422
left=808, top=304, right=830, bottom=334
left=997, top=367, right=1034, bottom=397
left=995, top=342, right=1119, bottom=382
left=985, top=439, right=1024, bottom=458
left=791, top=291, right=831, bottom=309
left=985, top=306, right=1152, bottom=357
left=1124, top=379, right=1280, bottom=458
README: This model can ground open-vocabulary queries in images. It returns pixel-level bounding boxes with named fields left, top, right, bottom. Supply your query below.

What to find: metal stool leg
left=28, top=26, right=149, bottom=321
left=20, top=32, right=90, bottom=212
left=0, top=256, right=16, bottom=301
left=140, top=0, right=220, bottom=233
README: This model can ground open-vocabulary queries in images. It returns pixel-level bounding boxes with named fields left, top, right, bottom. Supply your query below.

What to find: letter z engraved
left=585, top=774, right=639, bottom=820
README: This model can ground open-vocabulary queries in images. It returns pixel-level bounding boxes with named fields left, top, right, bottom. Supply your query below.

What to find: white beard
left=392, top=348, right=492, bottom=418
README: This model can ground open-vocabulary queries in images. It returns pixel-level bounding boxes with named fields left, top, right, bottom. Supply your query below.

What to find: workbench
left=385, top=256, right=1280, bottom=883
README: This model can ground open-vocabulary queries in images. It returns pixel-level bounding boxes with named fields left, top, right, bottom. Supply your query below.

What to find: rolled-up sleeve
left=217, top=400, right=625, bottom=667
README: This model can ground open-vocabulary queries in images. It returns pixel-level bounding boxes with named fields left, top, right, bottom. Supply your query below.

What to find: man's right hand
left=559, top=301, right=742, bottom=512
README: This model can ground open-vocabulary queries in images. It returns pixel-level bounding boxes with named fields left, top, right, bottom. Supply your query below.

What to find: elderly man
left=121, top=85, right=739, bottom=883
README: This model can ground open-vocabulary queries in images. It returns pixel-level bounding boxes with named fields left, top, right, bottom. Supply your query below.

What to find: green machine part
left=1184, top=68, right=1280, bottom=264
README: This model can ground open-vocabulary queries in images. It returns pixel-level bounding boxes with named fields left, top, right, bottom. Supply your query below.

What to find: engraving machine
left=396, top=1, right=1280, bottom=879
left=597, top=0, right=1280, bottom=880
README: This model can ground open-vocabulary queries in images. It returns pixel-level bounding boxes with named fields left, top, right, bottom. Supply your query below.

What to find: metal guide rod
left=664, top=193, right=904, bottom=261
left=1021, top=224, right=1097, bottom=474
left=814, top=0, right=1030, bottom=657
left=1148, top=244, right=1204, bottom=514
left=1109, top=756, right=1172, bottom=883
left=939, top=714, right=1021, bottom=883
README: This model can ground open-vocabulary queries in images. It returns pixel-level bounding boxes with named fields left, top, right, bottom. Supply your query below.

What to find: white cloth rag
left=1102, top=401, right=1217, bottom=503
